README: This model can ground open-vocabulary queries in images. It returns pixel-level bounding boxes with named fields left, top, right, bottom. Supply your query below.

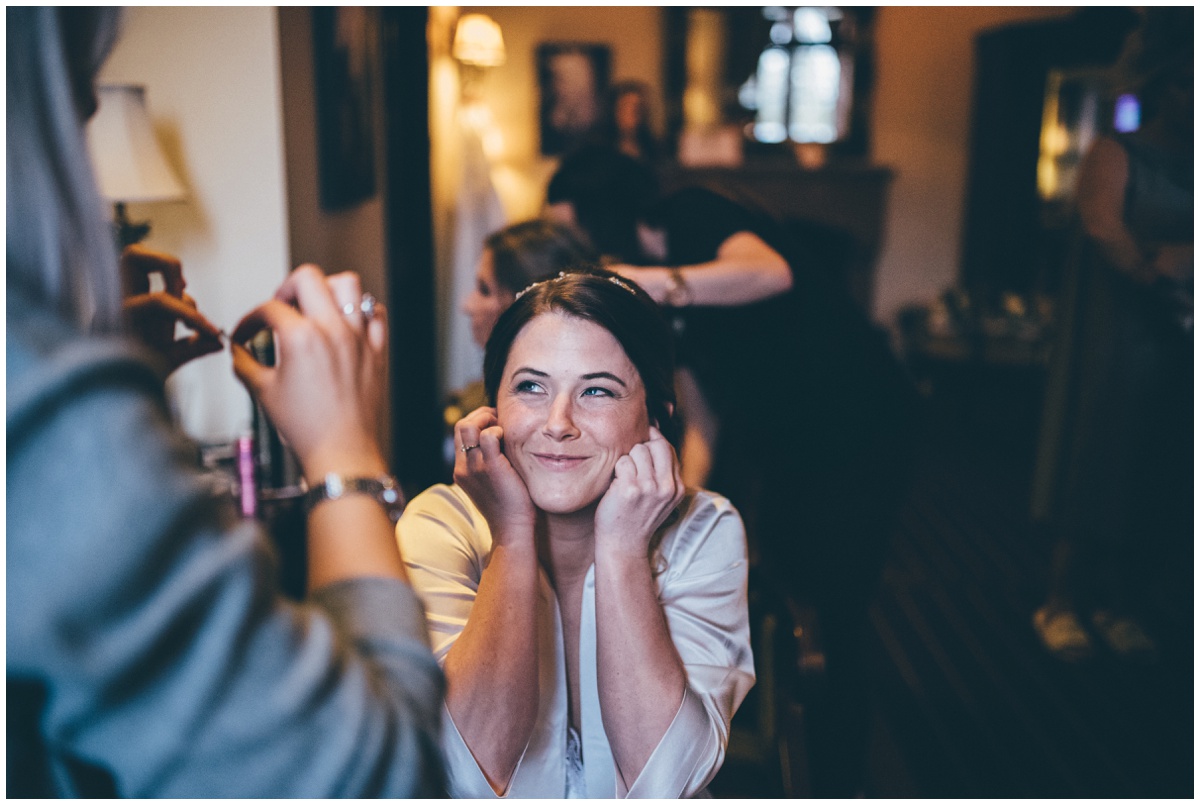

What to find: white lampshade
left=86, top=84, right=186, bottom=204
left=453, top=14, right=506, bottom=67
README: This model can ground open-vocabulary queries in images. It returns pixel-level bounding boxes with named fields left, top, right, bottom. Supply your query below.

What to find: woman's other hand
left=454, top=406, right=537, bottom=544
left=120, top=245, right=223, bottom=373
left=593, top=426, right=684, bottom=561
left=230, top=265, right=389, bottom=482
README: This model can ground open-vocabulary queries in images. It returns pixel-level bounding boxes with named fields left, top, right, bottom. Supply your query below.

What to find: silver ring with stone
left=460, top=443, right=480, bottom=453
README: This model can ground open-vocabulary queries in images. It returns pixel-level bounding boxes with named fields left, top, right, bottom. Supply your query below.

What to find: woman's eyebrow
left=512, top=367, right=629, bottom=388
left=581, top=371, right=628, bottom=388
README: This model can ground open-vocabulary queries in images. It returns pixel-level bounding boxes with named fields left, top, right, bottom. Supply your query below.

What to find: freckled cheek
left=590, top=413, right=648, bottom=461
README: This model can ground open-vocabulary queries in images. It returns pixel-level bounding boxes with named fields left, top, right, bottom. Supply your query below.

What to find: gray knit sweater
left=6, top=285, right=445, bottom=797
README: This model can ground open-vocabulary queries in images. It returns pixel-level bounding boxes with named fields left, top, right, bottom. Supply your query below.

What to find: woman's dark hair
left=485, top=219, right=598, bottom=296
left=545, top=145, right=660, bottom=263
left=482, top=266, right=681, bottom=449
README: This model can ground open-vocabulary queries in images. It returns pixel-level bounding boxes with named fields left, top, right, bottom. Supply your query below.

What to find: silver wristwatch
left=304, top=473, right=406, bottom=523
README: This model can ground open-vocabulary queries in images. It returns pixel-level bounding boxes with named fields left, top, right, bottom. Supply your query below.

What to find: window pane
left=754, top=47, right=791, bottom=143
left=789, top=44, right=840, bottom=143
left=793, top=7, right=832, bottom=44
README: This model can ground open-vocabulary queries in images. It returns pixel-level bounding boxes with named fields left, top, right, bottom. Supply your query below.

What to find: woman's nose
left=542, top=394, right=579, bottom=440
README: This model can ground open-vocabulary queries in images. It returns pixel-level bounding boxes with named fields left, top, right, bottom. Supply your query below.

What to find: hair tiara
left=513, top=270, right=638, bottom=301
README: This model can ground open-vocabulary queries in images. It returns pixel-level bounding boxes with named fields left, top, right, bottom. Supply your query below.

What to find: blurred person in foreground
left=7, top=7, right=443, bottom=796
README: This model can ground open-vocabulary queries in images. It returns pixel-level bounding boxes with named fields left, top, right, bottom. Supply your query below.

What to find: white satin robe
left=396, top=485, right=755, bottom=798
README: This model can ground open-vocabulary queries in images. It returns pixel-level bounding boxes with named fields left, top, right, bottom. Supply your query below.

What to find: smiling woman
left=498, top=313, right=650, bottom=515
left=397, top=268, right=755, bottom=798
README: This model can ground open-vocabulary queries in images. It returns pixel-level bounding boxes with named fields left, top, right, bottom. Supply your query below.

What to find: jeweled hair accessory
left=607, top=275, right=638, bottom=296
left=513, top=270, right=638, bottom=300
left=514, top=271, right=567, bottom=300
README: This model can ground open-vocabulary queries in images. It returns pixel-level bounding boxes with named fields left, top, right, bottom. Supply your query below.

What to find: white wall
left=98, top=7, right=291, bottom=444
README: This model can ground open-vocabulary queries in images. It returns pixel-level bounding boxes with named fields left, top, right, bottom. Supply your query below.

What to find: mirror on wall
left=664, top=6, right=877, bottom=162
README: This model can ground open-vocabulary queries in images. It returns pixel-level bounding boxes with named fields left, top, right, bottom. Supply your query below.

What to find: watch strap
left=665, top=266, right=693, bottom=307
left=304, top=473, right=406, bottom=523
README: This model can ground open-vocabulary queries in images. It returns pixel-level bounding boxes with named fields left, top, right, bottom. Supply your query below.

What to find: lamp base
left=113, top=202, right=151, bottom=250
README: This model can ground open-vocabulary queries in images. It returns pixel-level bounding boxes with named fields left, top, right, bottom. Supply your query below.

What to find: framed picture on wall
left=536, top=42, right=611, bottom=156
left=312, top=7, right=378, bottom=211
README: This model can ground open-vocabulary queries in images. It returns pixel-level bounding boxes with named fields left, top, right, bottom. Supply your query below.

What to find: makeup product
left=237, top=434, right=257, bottom=518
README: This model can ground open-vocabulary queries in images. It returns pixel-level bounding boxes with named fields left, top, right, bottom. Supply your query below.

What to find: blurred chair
left=724, top=563, right=827, bottom=797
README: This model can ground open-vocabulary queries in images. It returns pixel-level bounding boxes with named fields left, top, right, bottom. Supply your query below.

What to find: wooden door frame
left=380, top=7, right=443, bottom=492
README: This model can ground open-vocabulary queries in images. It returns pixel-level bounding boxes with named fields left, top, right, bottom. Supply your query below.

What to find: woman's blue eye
left=582, top=386, right=614, bottom=398
left=515, top=380, right=543, bottom=393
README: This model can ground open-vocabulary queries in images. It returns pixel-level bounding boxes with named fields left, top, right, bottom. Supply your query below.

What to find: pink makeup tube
left=237, top=434, right=257, bottom=518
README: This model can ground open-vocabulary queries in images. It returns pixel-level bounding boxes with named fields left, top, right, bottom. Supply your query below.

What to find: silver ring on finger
left=460, top=443, right=480, bottom=453
left=342, top=292, right=377, bottom=319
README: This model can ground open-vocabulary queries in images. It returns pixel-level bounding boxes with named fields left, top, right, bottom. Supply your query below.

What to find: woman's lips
left=531, top=452, right=588, bottom=470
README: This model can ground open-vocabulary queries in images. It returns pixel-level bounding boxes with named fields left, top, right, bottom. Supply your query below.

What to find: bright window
left=743, top=6, right=850, bottom=145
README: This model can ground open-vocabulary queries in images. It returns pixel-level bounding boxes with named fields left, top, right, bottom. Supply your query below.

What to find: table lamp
left=454, top=13, right=506, bottom=103
left=453, top=13, right=506, bottom=68
left=86, top=84, right=186, bottom=249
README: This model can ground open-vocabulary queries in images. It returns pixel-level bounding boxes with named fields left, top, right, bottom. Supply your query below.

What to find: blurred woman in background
left=595, top=80, right=660, bottom=163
